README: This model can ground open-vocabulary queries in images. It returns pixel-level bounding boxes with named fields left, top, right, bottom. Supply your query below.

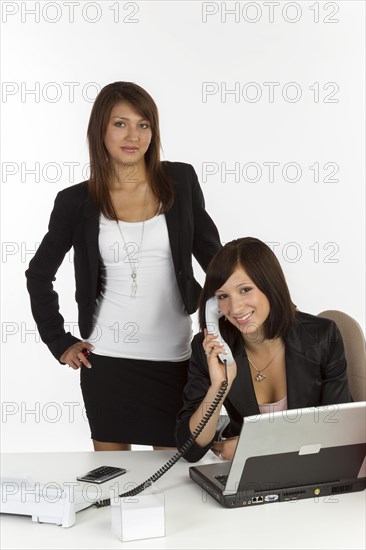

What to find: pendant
left=255, top=373, right=266, bottom=382
left=131, top=272, right=137, bottom=299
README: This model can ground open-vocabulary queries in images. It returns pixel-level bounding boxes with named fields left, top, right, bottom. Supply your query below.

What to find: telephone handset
left=205, top=297, right=234, bottom=366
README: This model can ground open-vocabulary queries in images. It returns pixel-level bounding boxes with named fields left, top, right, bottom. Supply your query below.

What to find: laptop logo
left=298, top=443, right=322, bottom=455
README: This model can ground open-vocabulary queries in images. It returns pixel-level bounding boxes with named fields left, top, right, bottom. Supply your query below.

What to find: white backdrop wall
left=1, top=1, right=365, bottom=452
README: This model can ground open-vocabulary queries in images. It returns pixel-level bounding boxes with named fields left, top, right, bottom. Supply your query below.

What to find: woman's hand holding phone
left=203, top=329, right=237, bottom=389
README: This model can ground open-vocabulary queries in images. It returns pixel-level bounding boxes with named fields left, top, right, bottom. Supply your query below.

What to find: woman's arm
left=175, top=333, right=236, bottom=462
left=25, top=191, right=81, bottom=361
left=189, top=164, right=222, bottom=270
left=320, top=320, right=352, bottom=404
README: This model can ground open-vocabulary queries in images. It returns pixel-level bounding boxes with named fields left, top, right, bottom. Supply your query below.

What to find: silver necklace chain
left=246, top=343, right=283, bottom=382
left=115, top=186, right=149, bottom=299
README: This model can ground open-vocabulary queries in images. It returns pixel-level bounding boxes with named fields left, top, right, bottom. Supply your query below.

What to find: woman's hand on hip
left=60, top=342, right=94, bottom=369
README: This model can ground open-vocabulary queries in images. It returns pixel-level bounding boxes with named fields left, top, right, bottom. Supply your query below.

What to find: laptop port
left=264, top=494, right=279, bottom=502
left=251, top=496, right=264, bottom=503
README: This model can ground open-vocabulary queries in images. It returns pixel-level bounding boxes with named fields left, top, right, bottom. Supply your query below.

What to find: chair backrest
left=317, top=310, right=366, bottom=402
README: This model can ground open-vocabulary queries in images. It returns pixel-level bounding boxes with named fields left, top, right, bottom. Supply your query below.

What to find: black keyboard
left=215, top=474, right=228, bottom=486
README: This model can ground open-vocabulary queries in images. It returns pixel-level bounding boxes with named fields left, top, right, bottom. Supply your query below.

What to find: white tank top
left=89, top=213, right=192, bottom=361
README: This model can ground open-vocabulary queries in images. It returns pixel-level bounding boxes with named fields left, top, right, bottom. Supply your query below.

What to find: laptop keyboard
left=215, top=474, right=228, bottom=486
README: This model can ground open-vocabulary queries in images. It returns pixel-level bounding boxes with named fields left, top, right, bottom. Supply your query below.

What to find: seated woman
left=175, top=237, right=351, bottom=462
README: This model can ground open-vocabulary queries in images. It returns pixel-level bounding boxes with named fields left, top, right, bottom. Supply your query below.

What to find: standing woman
left=26, top=81, right=221, bottom=451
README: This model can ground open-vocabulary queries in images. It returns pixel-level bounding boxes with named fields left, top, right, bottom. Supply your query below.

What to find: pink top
left=258, top=395, right=288, bottom=414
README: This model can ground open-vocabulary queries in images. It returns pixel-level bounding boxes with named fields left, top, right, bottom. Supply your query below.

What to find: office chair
left=317, top=310, right=366, bottom=402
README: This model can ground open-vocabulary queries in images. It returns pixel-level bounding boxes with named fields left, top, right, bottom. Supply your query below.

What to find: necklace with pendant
left=246, top=343, right=283, bottom=382
left=115, top=185, right=149, bottom=299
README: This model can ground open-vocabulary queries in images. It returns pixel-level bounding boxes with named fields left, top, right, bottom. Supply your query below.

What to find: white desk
left=1, top=451, right=365, bottom=550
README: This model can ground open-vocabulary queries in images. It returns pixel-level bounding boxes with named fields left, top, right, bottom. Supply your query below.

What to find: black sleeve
left=189, top=164, right=222, bottom=271
left=319, top=321, right=352, bottom=405
left=25, top=192, right=80, bottom=362
left=175, top=334, right=217, bottom=462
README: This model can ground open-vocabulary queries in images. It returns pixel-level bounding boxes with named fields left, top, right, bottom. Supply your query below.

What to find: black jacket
left=25, top=162, right=221, bottom=361
left=175, top=311, right=351, bottom=462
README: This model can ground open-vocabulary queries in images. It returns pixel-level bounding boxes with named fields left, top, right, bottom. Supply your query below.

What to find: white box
left=111, top=491, right=165, bottom=542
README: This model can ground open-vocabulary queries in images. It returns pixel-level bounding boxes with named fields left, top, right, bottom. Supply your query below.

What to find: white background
left=1, top=0, right=365, bottom=453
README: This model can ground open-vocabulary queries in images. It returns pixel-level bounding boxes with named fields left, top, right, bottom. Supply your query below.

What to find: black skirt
left=80, top=353, right=189, bottom=446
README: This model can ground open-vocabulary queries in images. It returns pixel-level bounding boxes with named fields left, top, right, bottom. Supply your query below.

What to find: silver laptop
left=189, top=401, right=366, bottom=507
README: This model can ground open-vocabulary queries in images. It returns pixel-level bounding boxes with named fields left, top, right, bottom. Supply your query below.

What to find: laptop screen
left=223, top=401, right=366, bottom=496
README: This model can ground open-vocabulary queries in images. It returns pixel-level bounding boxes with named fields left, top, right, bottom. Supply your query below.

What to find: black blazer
left=25, top=162, right=222, bottom=361
left=175, top=311, right=352, bottom=462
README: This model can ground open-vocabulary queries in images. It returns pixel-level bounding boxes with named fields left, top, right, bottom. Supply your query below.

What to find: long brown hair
left=87, top=81, right=174, bottom=219
left=198, top=237, right=296, bottom=344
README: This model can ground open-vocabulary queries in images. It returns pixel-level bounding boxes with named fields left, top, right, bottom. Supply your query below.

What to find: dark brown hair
left=87, top=81, right=173, bottom=219
left=198, top=237, right=296, bottom=344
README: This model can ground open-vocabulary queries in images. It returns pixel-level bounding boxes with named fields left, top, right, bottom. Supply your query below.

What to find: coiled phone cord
left=94, top=370, right=228, bottom=507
